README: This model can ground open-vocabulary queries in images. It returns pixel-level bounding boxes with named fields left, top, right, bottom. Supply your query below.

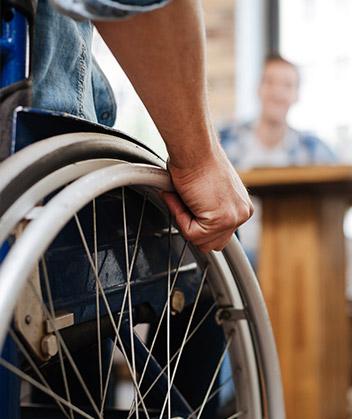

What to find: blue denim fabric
left=32, top=0, right=169, bottom=125
left=52, top=0, right=170, bottom=21
left=33, top=0, right=97, bottom=122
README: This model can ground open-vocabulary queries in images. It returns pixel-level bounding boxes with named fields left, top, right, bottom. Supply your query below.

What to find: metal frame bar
left=266, top=0, right=280, bottom=54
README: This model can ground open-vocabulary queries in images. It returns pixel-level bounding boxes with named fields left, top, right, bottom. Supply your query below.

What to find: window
left=280, top=0, right=352, bottom=160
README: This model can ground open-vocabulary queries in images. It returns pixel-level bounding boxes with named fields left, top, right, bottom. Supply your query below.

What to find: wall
left=203, top=0, right=236, bottom=125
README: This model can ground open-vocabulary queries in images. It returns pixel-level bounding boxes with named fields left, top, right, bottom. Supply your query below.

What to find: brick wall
left=203, top=0, right=236, bottom=125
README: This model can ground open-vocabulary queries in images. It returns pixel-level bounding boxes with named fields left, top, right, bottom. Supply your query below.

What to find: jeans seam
left=77, top=42, right=87, bottom=118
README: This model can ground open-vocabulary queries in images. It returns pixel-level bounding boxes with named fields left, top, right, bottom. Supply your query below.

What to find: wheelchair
left=0, top=0, right=285, bottom=418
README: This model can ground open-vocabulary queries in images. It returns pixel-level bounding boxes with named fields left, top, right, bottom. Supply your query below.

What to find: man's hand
left=162, top=141, right=253, bottom=253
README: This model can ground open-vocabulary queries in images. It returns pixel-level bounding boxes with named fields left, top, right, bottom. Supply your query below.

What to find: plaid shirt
left=220, top=122, right=337, bottom=170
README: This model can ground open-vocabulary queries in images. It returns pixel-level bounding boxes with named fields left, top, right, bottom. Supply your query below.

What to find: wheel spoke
left=136, top=241, right=188, bottom=388
left=158, top=266, right=209, bottom=419
left=123, top=187, right=143, bottom=419
left=196, top=335, right=233, bottom=419
left=128, top=301, right=216, bottom=419
left=186, top=375, right=233, bottom=419
left=28, top=278, right=102, bottom=418
left=225, top=412, right=245, bottom=419
left=0, top=357, right=95, bottom=419
left=99, top=335, right=118, bottom=415
left=127, top=241, right=189, bottom=419
left=74, top=211, right=151, bottom=419
left=122, top=189, right=136, bottom=393
left=99, top=191, right=147, bottom=415
left=8, top=329, right=70, bottom=419
left=41, top=258, right=74, bottom=419
left=93, top=198, right=104, bottom=404
left=166, top=220, right=172, bottom=419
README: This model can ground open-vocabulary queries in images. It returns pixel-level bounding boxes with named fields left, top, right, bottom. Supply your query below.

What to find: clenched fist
left=163, top=141, right=254, bottom=253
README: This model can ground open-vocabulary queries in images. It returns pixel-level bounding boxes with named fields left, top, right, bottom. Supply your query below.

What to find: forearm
left=94, top=0, right=215, bottom=168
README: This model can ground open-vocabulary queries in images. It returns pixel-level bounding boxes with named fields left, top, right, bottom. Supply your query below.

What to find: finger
left=161, top=191, right=193, bottom=234
left=185, top=211, right=242, bottom=244
left=198, top=232, right=234, bottom=254
left=162, top=192, right=241, bottom=245
left=192, top=229, right=233, bottom=247
left=162, top=192, right=214, bottom=243
left=172, top=208, right=236, bottom=245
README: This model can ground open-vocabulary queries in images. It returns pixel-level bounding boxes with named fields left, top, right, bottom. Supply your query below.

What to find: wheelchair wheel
left=0, top=135, right=285, bottom=419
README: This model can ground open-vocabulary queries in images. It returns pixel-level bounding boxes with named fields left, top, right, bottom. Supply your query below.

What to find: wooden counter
left=239, top=165, right=351, bottom=419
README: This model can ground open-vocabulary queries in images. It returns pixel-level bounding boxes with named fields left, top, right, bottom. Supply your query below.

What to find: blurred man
left=221, top=54, right=336, bottom=169
left=220, top=54, right=337, bottom=265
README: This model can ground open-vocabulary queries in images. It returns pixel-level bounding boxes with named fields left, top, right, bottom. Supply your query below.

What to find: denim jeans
left=52, top=0, right=171, bottom=21
left=32, top=0, right=169, bottom=126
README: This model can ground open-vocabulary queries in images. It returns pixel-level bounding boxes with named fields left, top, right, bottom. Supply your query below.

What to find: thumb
left=161, top=191, right=193, bottom=237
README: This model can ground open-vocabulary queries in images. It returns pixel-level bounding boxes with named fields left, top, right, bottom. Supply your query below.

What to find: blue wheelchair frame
left=0, top=7, right=28, bottom=87
left=1, top=5, right=29, bottom=417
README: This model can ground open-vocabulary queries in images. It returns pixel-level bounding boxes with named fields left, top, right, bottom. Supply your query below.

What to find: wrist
left=167, top=128, right=221, bottom=170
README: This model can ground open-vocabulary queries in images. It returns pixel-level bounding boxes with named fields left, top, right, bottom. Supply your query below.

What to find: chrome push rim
left=0, top=132, right=165, bottom=217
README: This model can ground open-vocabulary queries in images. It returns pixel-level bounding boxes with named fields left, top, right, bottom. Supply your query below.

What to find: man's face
left=258, top=61, right=299, bottom=124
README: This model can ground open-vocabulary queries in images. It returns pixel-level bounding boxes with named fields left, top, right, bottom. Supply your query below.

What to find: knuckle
left=182, top=229, right=192, bottom=241
left=237, top=202, right=253, bottom=223
left=248, top=200, right=255, bottom=217
left=220, top=210, right=237, bottom=229
left=214, top=244, right=225, bottom=252
left=218, top=202, right=253, bottom=231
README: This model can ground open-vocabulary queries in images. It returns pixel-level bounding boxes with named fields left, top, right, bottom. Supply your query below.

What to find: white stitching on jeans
left=77, top=41, right=88, bottom=118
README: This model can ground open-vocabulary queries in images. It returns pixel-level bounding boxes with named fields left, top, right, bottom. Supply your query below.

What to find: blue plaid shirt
left=220, top=122, right=337, bottom=169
